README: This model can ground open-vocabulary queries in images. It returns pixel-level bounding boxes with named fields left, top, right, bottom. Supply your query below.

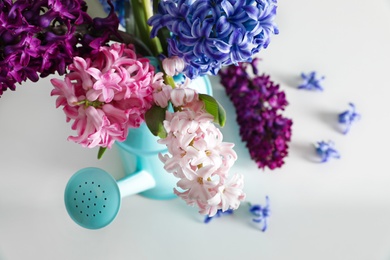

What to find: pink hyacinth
left=157, top=86, right=245, bottom=216
left=51, top=43, right=155, bottom=148
left=162, top=56, right=185, bottom=77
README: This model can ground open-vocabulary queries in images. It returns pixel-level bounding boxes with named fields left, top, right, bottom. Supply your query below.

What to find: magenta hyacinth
left=219, top=59, right=292, bottom=170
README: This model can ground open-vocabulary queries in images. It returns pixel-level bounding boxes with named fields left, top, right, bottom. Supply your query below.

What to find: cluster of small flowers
left=219, top=59, right=292, bottom=170
left=148, top=0, right=279, bottom=79
left=297, top=72, right=361, bottom=162
left=51, top=43, right=155, bottom=148
left=313, top=103, right=360, bottom=162
left=154, top=60, right=245, bottom=216
left=0, top=0, right=119, bottom=95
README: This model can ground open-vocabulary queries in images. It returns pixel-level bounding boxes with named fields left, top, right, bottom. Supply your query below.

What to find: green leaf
left=199, top=94, right=226, bottom=127
left=97, top=147, right=107, bottom=160
left=145, top=105, right=167, bottom=138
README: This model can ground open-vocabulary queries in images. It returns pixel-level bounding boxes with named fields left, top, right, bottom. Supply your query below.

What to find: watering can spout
left=115, top=122, right=179, bottom=200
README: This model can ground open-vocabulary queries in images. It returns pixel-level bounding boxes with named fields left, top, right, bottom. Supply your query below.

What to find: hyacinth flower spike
left=315, top=140, right=340, bottom=163
left=147, top=0, right=279, bottom=79
left=0, top=0, right=123, bottom=96
left=297, top=71, right=325, bottom=91
left=338, top=103, right=361, bottom=134
left=218, top=59, right=292, bottom=170
left=249, top=196, right=270, bottom=232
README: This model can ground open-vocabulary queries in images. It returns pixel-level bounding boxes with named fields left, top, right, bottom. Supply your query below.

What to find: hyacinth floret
left=249, top=196, right=270, bottom=232
left=0, top=0, right=119, bottom=96
left=297, top=71, right=325, bottom=91
left=219, top=59, right=292, bottom=170
left=204, top=208, right=234, bottom=223
left=338, top=102, right=361, bottom=134
left=148, top=0, right=278, bottom=79
left=315, top=140, right=340, bottom=163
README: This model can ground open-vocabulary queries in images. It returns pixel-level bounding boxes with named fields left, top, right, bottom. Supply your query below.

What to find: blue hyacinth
left=249, top=196, right=270, bottom=232
left=148, top=0, right=279, bottom=79
left=298, top=71, right=325, bottom=91
left=204, top=209, right=234, bottom=223
left=315, top=140, right=340, bottom=163
left=338, top=103, right=361, bottom=134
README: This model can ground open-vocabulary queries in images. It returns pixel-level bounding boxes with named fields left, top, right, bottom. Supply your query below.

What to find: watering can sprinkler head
left=64, top=167, right=155, bottom=229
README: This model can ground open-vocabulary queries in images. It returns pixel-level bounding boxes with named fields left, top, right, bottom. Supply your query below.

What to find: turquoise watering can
left=64, top=76, right=212, bottom=229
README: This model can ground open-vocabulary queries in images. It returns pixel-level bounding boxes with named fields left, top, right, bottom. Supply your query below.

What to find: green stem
left=141, top=0, right=163, bottom=56
left=163, top=74, right=176, bottom=89
left=130, top=0, right=163, bottom=57
left=124, top=0, right=136, bottom=35
left=75, top=99, right=104, bottom=108
left=142, top=0, right=154, bottom=24
left=128, top=0, right=175, bottom=90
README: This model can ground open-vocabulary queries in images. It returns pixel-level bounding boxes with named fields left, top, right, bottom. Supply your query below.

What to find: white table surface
left=1, top=0, right=390, bottom=259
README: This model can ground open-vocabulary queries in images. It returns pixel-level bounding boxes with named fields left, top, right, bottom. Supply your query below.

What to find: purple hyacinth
left=0, top=0, right=119, bottom=96
left=249, top=196, right=270, bottom=232
left=338, top=103, right=361, bottom=134
left=219, top=59, right=292, bottom=170
left=148, top=0, right=279, bottom=79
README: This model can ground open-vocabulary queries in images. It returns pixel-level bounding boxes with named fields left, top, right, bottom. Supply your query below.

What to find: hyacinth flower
left=51, top=43, right=155, bottom=154
left=147, top=0, right=279, bottom=79
left=338, top=103, right=361, bottom=134
left=297, top=71, right=325, bottom=91
left=147, top=74, right=245, bottom=216
left=0, top=0, right=120, bottom=96
left=249, top=196, right=270, bottom=232
left=219, top=59, right=292, bottom=170
left=315, top=140, right=340, bottom=163
left=158, top=97, right=246, bottom=216
left=204, top=209, right=234, bottom=224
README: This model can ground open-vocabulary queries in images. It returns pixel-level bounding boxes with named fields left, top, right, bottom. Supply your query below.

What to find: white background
left=1, top=0, right=390, bottom=259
